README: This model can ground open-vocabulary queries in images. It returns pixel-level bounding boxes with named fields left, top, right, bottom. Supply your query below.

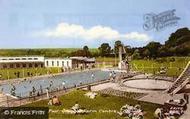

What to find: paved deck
left=138, top=92, right=184, bottom=105
left=91, top=82, right=164, bottom=93
left=0, top=93, right=7, bottom=106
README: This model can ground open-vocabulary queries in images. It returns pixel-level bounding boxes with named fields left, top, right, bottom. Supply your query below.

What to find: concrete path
left=0, top=93, right=9, bottom=106
left=138, top=92, right=183, bottom=105
left=91, top=82, right=162, bottom=93
left=139, top=92, right=190, bottom=119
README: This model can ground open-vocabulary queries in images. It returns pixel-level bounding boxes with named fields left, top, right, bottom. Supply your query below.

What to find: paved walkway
left=91, top=82, right=166, bottom=93
left=139, top=92, right=190, bottom=119
left=91, top=82, right=185, bottom=104
left=0, top=93, right=7, bottom=106
left=138, top=92, right=184, bottom=105
left=91, top=82, right=161, bottom=93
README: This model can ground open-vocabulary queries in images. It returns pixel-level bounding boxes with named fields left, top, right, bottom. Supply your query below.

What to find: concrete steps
left=167, top=61, right=190, bottom=94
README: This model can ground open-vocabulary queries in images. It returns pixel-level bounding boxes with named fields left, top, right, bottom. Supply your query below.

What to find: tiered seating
left=98, top=88, right=146, bottom=99
left=167, top=61, right=190, bottom=94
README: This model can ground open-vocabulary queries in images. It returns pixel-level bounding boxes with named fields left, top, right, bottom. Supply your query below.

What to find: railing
left=0, top=78, right=110, bottom=107
left=172, top=78, right=190, bottom=94
left=166, top=61, right=190, bottom=94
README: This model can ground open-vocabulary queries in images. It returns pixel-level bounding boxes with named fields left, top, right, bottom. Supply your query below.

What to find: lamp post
left=22, top=68, right=25, bottom=78
left=114, top=48, right=117, bottom=67
left=152, top=63, right=154, bottom=75
left=103, top=56, right=105, bottom=68
left=46, top=88, right=49, bottom=99
left=7, top=70, right=9, bottom=80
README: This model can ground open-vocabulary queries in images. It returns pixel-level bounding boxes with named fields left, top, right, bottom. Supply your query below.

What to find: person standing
left=109, top=71, right=113, bottom=80
left=91, top=73, right=95, bottom=80
left=184, top=93, right=189, bottom=104
left=40, top=85, right=43, bottom=94
left=32, top=86, right=36, bottom=95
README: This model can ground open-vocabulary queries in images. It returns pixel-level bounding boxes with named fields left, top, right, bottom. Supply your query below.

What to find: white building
left=0, top=56, right=95, bottom=69
left=0, top=56, right=44, bottom=69
left=44, top=58, right=72, bottom=68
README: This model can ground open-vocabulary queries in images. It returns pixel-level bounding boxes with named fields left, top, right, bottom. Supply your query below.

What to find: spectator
left=48, top=98, right=53, bottom=106
left=72, top=101, right=80, bottom=112
left=52, top=96, right=61, bottom=106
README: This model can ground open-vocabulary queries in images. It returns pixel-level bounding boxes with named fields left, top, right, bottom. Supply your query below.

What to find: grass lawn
left=96, top=57, right=119, bottom=62
left=131, top=57, right=190, bottom=77
left=24, top=90, right=161, bottom=119
left=96, top=57, right=119, bottom=68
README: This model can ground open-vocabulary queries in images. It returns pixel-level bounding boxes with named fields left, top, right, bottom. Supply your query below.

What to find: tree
left=83, top=46, right=89, bottom=51
left=163, top=27, right=190, bottom=56
left=83, top=46, right=91, bottom=57
left=98, top=43, right=111, bottom=56
left=158, top=46, right=170, bottom=57
left=166, top=27, right=190, bottom=47
left=114, top=40, right=123, bottom=55
left=142, top=49, right=151, bottom=58
left=145, top=41, right=161, bottom=58
left=125, top=46, right=135, bottom=56
left=71, top=46, right=91, bottom=57
left=71, top=50, right=85, bottom=56
left=132, top=49, right=141, bottom=59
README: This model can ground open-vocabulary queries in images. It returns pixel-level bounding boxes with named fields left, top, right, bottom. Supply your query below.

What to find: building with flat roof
left=0, top=56, right=95, bottom=69
left=0, top=56, right=44, bottom=69
left=44, top=58, right=72, bottom=68
left=70, top=57, right=95, bottom=69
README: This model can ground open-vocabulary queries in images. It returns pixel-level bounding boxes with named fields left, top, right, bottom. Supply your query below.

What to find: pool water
left=0, top=70, right=115, bottom=98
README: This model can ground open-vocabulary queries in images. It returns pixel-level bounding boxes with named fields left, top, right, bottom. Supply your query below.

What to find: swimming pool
left=0, top=70, right=116, bottom=98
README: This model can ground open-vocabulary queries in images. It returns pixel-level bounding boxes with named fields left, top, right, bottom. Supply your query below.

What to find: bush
left=155, top=58, right=167, bottom=63
left=168, top=57, right=175, bottom=62
left=100, top=94, right=109, bottom=97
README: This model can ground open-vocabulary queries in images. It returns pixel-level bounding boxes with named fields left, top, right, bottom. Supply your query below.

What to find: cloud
left=37, top=22, right=151, bottom=41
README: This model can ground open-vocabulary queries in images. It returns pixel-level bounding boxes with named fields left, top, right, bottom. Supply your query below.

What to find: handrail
left=166, top=61, right=190, bottom=94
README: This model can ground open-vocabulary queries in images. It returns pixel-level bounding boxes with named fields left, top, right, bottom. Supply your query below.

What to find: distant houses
left=0, top=56, right=95, bottom=69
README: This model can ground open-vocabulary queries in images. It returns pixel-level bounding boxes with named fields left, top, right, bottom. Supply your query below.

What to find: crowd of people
left=10, top=84, right=16, bottom=96
left=48, top=95, right=62, bottom=106
left=155, top=107, right=184, bottom=119
left=155, top=97, right=188, bottom=119
left=118, top=104, right=144, bottom=119
left=109, top=71, right=116, bottom=82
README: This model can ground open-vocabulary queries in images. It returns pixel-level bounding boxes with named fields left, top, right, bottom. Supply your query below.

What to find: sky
left=0, top=0, right=189, bottom=48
